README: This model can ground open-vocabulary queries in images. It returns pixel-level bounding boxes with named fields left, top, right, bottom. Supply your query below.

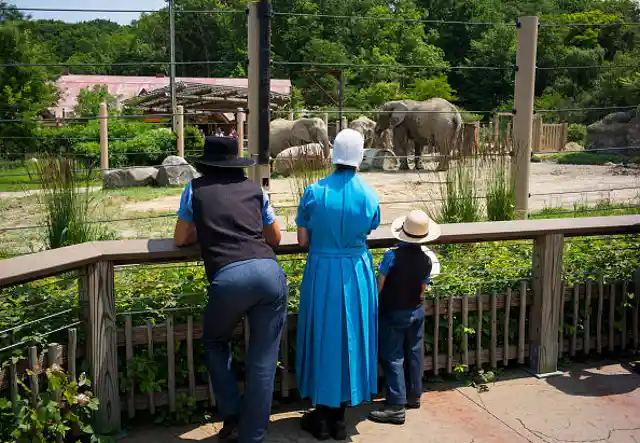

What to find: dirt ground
left=124, top=162, right=640, bottom=226
left=1, top=161, right=637, bottom=255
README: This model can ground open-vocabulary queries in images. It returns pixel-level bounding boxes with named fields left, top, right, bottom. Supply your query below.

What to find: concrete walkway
left=122, top=361, right=640, bottom=443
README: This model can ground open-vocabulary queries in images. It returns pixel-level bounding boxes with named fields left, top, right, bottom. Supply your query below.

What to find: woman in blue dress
left=295, top=129, right=381, bottom=440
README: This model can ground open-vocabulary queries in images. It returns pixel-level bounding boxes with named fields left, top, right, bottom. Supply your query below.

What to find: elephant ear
left=389, top=101, right=409, bottom=127
left=291, top=119, right=313, bottom=144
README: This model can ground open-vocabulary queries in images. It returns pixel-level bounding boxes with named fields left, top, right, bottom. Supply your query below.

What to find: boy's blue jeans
left=379, top=306, right=424, bottom=405
left=202, top=259, right=288, bottom=443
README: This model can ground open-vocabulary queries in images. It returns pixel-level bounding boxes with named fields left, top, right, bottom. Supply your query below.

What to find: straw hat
left=391, top=210, right=441, bottom=244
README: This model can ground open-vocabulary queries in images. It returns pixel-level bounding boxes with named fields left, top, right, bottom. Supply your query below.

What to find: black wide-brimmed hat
left=187, top=136, right=254, bottom=168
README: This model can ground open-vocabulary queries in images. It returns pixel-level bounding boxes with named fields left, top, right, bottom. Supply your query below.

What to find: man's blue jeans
left=202, top=259, right=288, bottom=443
left=378, top=306, right=424, bottom=405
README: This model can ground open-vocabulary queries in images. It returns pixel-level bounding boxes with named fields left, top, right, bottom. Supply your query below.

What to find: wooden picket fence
left=110, top=275, right=637, bottom=419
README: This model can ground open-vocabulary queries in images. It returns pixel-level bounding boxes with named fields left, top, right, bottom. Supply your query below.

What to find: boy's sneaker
left=367, top=405, right=406, bottom=425
left=406, top=397, right=421, bottom=409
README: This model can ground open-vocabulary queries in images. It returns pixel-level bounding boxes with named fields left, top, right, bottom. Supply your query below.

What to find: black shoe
left=329, top=420, right=347, bottom=440
left=367, top=405, right=406, bottom=425
left=301, top=409, right=331, bottom=440
left=219, top=417, right=239, bottom=442
left=406, top=397, right=421, bottom=409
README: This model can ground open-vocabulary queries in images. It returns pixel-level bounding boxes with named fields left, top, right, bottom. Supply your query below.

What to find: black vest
left=191, top=172, right=277, bottom=281
left=379, top=245, right=432, bottom=311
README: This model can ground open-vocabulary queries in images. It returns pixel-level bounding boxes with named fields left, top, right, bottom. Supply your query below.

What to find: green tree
left=73, top=85, right=119, bottom=117
left=0, top=22, right=58, bottom=156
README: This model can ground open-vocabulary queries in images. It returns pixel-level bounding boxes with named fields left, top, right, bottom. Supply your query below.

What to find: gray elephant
left=375, top=98, right=463, bottom=171
left=349, top=116, right=376, bottom=149
left=269, top=117, right=331, bottom=159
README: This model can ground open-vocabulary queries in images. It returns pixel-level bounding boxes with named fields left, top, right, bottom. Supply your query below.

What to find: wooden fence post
left=237, top=109, right=245, bottom=158
left=322, top=112, right=329, bottom=128
left=529, top=233, right=564, bottom=377
left=85, top=261, right=121, bottom=434
left=176, top=105, right=184, bottom=157
left=561, top=123, right=568, bottom=151
left=341, top=116, right=348, bottom=133
left=288, top=111, right=294, bottom=121
left=512, top=16, right=538, bottom=220
left=99, top=102, right=109, bottom=172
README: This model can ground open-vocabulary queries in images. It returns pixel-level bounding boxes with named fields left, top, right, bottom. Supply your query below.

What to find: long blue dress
left=295, top=169, right=381, bottom=408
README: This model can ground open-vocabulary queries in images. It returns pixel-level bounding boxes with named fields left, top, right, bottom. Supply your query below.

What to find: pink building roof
left=53, top=74, right=292, bottom=117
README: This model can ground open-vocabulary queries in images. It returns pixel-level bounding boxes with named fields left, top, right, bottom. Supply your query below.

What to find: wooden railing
left=0, top=215, right=639, bottom=435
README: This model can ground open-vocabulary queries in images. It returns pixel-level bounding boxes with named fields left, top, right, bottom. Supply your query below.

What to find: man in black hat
left=174, top=136, right=287, bottom=443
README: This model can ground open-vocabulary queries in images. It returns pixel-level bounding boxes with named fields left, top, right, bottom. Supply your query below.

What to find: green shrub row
left=7, top=123, right=204, bottom=168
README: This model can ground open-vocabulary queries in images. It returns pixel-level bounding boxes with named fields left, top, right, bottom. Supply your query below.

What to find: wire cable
left=271, top=11, right=515, bottom=27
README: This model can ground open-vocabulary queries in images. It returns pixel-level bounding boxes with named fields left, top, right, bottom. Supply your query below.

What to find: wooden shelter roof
left=127, top=81, right=290, bottom=115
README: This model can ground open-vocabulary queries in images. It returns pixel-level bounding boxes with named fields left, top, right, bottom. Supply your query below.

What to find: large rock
left=359, top=149, right=399, bottom=172
left=156, top=155, right=199, bottom=186
left=103, top=167, right=158, bottom=188
left=586, top=106, right=640, bottom=152
left=272, top=143, right=328, bottom=175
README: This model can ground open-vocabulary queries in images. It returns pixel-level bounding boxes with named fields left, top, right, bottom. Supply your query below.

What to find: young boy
left=368, top=209, right=441, bottom=425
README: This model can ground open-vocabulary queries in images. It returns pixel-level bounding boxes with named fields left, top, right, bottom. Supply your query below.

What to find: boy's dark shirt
left=379, top=243, right=432, bottom=312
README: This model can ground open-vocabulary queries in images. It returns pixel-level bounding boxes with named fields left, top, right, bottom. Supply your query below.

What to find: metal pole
left=338, top=70, right=344, bottom=130
left=176, top=105, right=184, bottom=157
left=168, top=0, right=177, bottom=131
left=512, top=16, right=538, bottom=220
left=248, top=1, right=271, bottom=187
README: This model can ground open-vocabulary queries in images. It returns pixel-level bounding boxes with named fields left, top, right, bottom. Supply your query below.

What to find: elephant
left=375, top=98, right=463, bottom=171
left=269, top=117, right=331, bottom=160
left=349, top=116, right=376, bottom=149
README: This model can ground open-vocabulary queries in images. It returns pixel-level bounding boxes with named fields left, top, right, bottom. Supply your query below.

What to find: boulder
left=102, top=167, right=158, bottom=188
left=586, top=106, right=640, bottom=152
left=564, top=142, right=584, bottom=152
left=156, top=155, right=199, bottom=186
left=359, top=149, right=399, bottom=172
left=272, top=143, right=328, bottom=175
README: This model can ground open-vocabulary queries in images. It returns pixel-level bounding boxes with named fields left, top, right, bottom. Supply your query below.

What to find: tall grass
left=432, top=160, right=482, bottom=224
left=286, top=150, right=331, bottom=202
left=485, top=157, right=516, bottom=221
left=34, top=156, right=113, bottom=249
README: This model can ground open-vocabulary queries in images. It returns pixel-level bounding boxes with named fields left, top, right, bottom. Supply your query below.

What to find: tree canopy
left=1, top=0, right=640, bottom=129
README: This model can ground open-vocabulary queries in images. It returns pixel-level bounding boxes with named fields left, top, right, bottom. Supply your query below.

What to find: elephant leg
left=414, top=144, right=424, bottom=170
left=436, top=141, right=450, bottom=171
left=393, top=126, right=410, bottom=171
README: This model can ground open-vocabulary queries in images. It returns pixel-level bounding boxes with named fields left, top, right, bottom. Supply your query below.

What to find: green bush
left=27, top=122, right=207, bottom=168
left=567, top=124, right=587, bottom=145
left=184, top=125, right=204, bottom=153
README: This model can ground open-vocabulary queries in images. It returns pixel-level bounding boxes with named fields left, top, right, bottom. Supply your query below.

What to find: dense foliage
left=1, top=0, right=640, bottom=138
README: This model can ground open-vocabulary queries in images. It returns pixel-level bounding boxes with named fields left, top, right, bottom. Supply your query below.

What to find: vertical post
left=337, top=70, right=344, bottom=128
left=86, top=261, right=121, bottom=434
left=176, top=105, right=184, bottom=157
left=561, top=122, right=568, bottom=151
left=512, top=16, right=538, bottom=220
left=529, top=233, right=563, bottom=377
left=99, top=102, right=109, bottom=172
left=237, top=109, right=245, bottom=158
left=322, top=112, right=329, bottom=128
left=288, top=110, right=294, bottom=121
left=169, top=0, right=177, bottom=131
left=341, top=116, right=348, bottom=133
left=247, top=1, right=271, bottom=189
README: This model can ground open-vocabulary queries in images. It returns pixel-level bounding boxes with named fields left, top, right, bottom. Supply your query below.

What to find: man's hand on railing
left=174, top=218, right=197, bottom=247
